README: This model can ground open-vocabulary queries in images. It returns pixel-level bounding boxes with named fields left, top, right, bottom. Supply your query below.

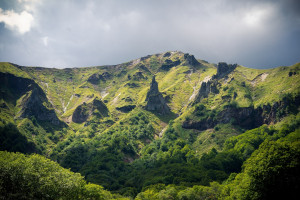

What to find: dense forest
left=0, top=51, right=299, bottom=199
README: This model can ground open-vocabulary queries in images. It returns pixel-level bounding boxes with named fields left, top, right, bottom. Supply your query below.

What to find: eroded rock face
left=87, top=72, right=112, bottom=84
left=72, top=98, right=109, bottom=123
left=145, top=76, right=170, bottom=115
left=137, top=64, right=151, bottom=73
left=193, top=62, right=235, bottom=104
left=194, top=80, right=219, bottom=103
left=19, top=87, right=62, bottom=126
left=140, top=55, right=152, bottom=61
left=183, top=95, right=300, bottom=131
left=160, top=59, right=181, bottom=71
left=0, top=72, right=63, bottom=126
left=163, top=52, right=171, bottom=57
left=87, top=73, right=100, bottom=84
left=183, top=53, right=200, bottom=66
left=213, top=62, right=237, bottom=79
left=0, top=72, right=36, bottom=102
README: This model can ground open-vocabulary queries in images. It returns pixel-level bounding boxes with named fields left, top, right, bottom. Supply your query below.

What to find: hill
left=0, top=51, right=299, bottom=199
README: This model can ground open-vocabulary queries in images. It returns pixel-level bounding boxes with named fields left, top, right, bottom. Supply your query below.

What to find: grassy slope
left=1, top=54, right=300, bottom=196
left=1, top=57, right=299, bottom=150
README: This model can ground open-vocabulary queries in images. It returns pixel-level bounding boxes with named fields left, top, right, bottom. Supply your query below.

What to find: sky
left=0, top=0, right=299, bottom=69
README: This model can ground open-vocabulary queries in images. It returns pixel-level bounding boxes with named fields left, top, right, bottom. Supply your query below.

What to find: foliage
left=0, top=123, right=39, bottom=154
left=0, top=151, right=126, bottom=199
left=0, top=55, right=299, bottom=199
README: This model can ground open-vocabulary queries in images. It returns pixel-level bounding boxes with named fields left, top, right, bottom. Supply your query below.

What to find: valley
left=0, top=51, right=299, bottom=199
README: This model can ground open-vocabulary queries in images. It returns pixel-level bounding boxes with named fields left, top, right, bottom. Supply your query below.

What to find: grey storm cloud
left=0, top=0, right=299, bottom=68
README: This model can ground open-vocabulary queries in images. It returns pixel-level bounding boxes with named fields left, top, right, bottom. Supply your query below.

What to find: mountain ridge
left=0, top=51, right=299, bottom=198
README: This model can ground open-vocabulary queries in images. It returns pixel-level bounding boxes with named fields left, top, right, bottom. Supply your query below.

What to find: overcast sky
left=0, top=0, right=299, bottom=69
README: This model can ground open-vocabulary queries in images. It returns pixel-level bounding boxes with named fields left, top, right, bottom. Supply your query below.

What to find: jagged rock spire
left=145, top=76, right=170, bottom=115
left=146, top=76, right=159, bottom=100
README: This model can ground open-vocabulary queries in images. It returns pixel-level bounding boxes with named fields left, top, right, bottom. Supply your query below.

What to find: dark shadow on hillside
left=0, top=123, right=40, bottom=154
left=36, top=120, right=68, bottom=133
left=148, top=110, right=178, bottom=123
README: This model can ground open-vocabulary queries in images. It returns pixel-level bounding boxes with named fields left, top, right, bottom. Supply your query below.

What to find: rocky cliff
left=19, top=87, right=63, bottom=126
left=72, top=97, right=109, bottom=123
left=213, top=62, right=237, bottom=79
left=145, top=76, right=170, bottom=115
left=183, top=53, right=201, bottom=67
left=194, top=80, right=219, bottom=103
left=183, top=94, right=300, bottom=131
left=87, top=72, right=112, bottom=84
left=0, top=72, right=63, bottom=126
left=194, top=62, right=236, bottom=103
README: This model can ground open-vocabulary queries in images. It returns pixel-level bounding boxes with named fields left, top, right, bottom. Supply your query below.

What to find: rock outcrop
left=194, top=80, right=219, bottom=103
left=87, top=72, right=112, bottom=84
left=213, top=62, right=237, bottom=79
left=183, top=53, right=201, bottom=67
left=160, top=59, right=181, bottom=71
left=132, top=71, right=146, bottom=81
left=145, top=76, right=170, bottom=115
left=183, top=94, right=300, bottom=131
left=72, top=97, right=109, bottom=123
left=163, top=52, right=171, bottom=57
left=193, top=62, right=236, bottom=104
left=19, top=87, right=63, bottom=126
left=137, top=64, right=151, bottom=73
left=0, top=72, right=63, bottom=126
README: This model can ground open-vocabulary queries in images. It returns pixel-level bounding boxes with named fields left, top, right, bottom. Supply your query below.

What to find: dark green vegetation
left=0, top=51, right=299, bottom=199
left=0, top=151, right=127, bottom=199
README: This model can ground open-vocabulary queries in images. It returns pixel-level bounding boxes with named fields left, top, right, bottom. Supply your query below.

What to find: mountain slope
left=0, top=51, right=299, bottom=198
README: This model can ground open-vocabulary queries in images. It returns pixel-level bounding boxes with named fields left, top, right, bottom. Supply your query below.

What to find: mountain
left=0, top=52, right=299, bottom=199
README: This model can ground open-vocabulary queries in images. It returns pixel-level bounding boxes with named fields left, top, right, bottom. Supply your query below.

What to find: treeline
left=136, top=132, right=300, bottom=199
left=48, top=109, right=300, bottom=198
left=1, top=109, right=299, bottom=199
left=0, top=151, right=128, bottom=200
left=1, top=124, right=298, bottom=199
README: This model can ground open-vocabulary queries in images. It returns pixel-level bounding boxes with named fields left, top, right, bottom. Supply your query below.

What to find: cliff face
left=19, top=87, right=63, bottom=126
left=0, top=72, right=63, bottom=126
left=183, top=53, right=201, bottom=67
left=213, top=62, right=237, bottom=79
left=194, top=80, right=219, bottom=103
left=0, top=72, right=35, bottom=103
left=183, top=94, right=300, bottom=131
left=87, top=72, right=112, bottom=84
left=72, top=97, right=109, bottom=123
left=159, top=59, right=181, bottom=71
left=194, top=62, right=236, bottom=103
left=145, top=76, right=170, bottom=115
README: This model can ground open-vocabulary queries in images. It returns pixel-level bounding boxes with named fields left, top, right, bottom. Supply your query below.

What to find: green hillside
left=0, top=51, right=299, bottom=199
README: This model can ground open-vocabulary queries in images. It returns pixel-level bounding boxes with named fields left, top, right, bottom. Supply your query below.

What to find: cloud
left=0, top=8, right=34, bottom=34
left=0, top=0, right=299, bottom=68
left=42, top=36, right=48, bottom=46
